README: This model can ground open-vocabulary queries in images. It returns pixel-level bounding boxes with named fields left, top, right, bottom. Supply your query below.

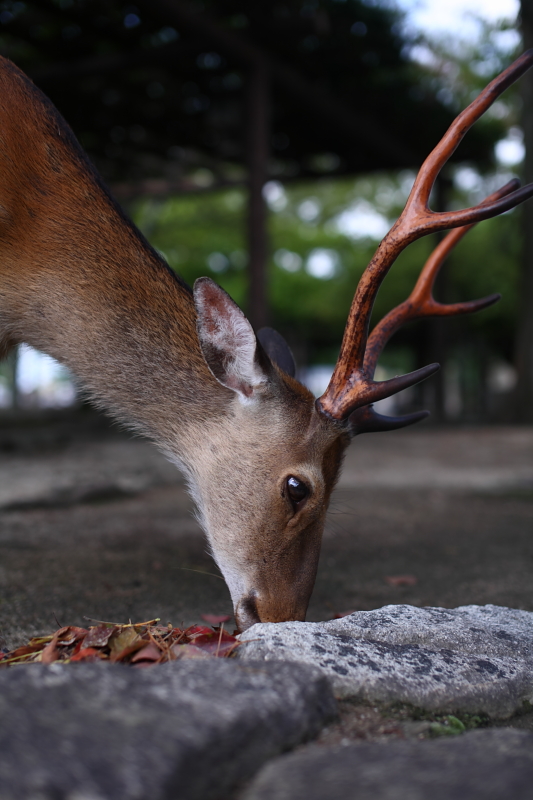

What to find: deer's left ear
left=194, top=277, right=268, bottom=400
left=257, top=327, right=296, bottom=377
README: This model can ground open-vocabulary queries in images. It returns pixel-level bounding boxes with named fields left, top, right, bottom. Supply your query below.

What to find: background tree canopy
left=0, top=0, right=503, bottom=182
left=133, top=172, right=522, bottom=369
left=0, top=0, right=524, bottom=419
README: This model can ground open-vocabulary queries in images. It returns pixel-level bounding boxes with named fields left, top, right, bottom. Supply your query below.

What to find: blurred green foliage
left=127, top=0, right=523, bottom=379
left=132, top=174, right=522, bottom=368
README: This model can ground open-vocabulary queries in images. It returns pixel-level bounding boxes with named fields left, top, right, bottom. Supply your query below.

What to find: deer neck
left=0, top=184, right=230, bottom=460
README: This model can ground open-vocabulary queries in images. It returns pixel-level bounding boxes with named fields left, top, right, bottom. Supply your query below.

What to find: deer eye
left=286, top=476, right=309, bottom=508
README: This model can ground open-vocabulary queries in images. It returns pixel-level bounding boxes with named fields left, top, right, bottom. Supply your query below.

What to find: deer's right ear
left=194, top=277, right=268, bottom=400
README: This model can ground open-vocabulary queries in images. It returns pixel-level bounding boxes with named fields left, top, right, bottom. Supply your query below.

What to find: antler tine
left=349, top=406, right=430, bottom=436
left=348, top=180, right=516, bottom=435
left=317, top=52, right=533, bottom=422
left=406, top=52, right=533, bottom=230
left=363, top=179, right=517, bottom=378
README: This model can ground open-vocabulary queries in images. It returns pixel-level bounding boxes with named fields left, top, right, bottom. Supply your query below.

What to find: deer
left=0, top=52, right=532, bottom=631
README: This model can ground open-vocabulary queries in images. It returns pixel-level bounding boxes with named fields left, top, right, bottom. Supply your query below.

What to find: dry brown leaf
left=171, top=644, right=212, bottom=660
left=109, top=627, right=141, bottom=658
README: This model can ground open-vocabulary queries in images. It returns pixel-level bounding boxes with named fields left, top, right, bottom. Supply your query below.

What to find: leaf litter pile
left=0, top=614, right=239, bottom=668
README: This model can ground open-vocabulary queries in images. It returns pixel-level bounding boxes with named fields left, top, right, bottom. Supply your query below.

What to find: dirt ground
left=1, top=416, right=532, bottom=646
left=1, top=413, right=532, bottom=740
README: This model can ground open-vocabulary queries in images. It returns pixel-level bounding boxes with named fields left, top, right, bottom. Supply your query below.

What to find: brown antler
left=349, top=179, right=516, bottom=434
left=317, top=50, right=533, bottom=422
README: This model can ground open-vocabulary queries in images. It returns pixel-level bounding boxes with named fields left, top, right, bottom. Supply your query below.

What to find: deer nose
left=235, top=592, right=261, bottom=631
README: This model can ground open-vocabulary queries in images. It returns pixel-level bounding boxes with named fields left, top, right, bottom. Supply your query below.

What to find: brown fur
left=0, top=58, right=350, bottom=630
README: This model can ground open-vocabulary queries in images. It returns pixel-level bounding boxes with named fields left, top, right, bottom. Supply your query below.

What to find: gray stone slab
left=242, top=728, right=533, bottom=800
left=0, top=659, right=336, bottom=800
left=322, top=604, right=533, bottom=658
left=237, top=605, right=533, bottom=718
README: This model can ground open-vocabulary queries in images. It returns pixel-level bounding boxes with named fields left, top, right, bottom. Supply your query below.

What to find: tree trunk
left=246, top=60, right=270, bottom=330
left=514, top=0, right=533, bottom=421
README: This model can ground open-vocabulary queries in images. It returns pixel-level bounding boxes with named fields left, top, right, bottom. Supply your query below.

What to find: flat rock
left=0, top=659, right=336, bottom=800
left=242, top=728, right=533, bottom=800
left=236, top=605, right=533, bottom=718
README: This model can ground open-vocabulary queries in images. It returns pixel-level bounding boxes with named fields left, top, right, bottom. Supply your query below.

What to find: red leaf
left=110, top=641, right=147, bottom=663
left=4, top=643, right=45, bottom=659
left=41, top=626, right=74, bottom=664
left=41, top=644, right=59, bottom=664
left=56, top=627, right=89, bottom=646
left=191, top=630, right=240, bottom=657
left=186, top=625, right=214, bottom=637
left=384, top=574, right=417, bottom=586
left=200, top=614, right=231, bottom=625
left=131, top=643, right=162, bottom=664
left=82, top=625, right=117, bottom=648
left=70, top=647, right=103, bottom=662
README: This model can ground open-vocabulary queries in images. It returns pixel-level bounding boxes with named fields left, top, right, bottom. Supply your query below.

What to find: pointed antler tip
left=501, top=178, right=521, bottom=193
left=349, top=406, right=431, bottom=435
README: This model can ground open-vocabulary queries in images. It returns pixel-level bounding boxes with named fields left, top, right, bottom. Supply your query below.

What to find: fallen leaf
left=131, top=643, right=162, bottom=664
left=3, top=643, right=46, bottom=660
left=109, top=627, right=141, bottom=658
left=332, top=610, right=356, bottom=619
left=190, top=630, right=240, bottom=657
left=384, top=574, right=417, bottom=586
left=171, top=644, right=212, bottom=660
left=200, top=614, right=231, bottom=625
left=56, top=627, right=89, bottom=646
left=70, top=647, right=104, bottom=662
left=42, top=626, right=89, bottom=663
left=82, top=625, right=117, bottom=648
left=186, top=625, right=214, bottom=637
left=0, top=617, right=241, bottom=668
left=0, top=648, right=42, bottom=666
left=111, top=641, right=148, bottom=662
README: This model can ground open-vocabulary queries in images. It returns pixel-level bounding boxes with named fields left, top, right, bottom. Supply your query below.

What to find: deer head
left=184, top=52, right=533, bottom=629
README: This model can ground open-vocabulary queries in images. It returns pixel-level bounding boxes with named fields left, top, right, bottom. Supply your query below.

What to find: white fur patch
left=212, top=553, right=247, bottom=607
left=220, top=299, right=266, bottom=390
left=195, top=278, right=267, bottom=400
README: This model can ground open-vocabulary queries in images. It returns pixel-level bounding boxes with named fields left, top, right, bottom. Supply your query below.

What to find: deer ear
left=257, top=327, right=296, bottom=378
left=194, top=277, right=267, bottom=399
